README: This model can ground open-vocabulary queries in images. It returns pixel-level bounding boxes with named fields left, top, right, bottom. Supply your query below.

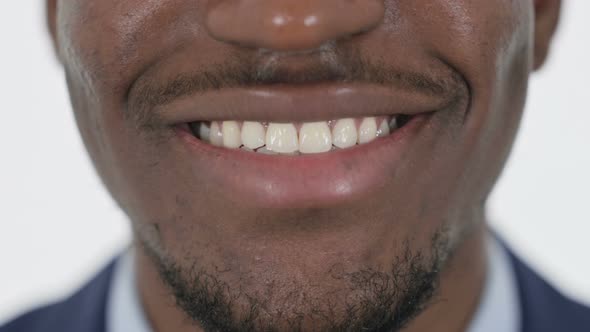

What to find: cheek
left=386, top=0, right=535, bottom=215
left=459, top=1, right=535, bottom=202
left=58, top=0, right=204, bottom=95
left=57, top=0, right=182, bottom=203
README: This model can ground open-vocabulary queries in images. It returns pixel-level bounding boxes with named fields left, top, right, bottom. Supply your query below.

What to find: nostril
left=205, top=0, right=385, bottom=51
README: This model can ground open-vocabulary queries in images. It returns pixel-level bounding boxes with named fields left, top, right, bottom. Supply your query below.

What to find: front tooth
left=376, top=119, right=390, bottom=138
left=209, top=121, right=223, bottom=146
left=241, top=121, right=266, bottom=149
left=299, top=122, right=332, bottom=154
left=222, top=121, right=241, bottom=148
left=266, top=123, right=299, bottom=153
left=332, top=118, right=358, bottom=149
left=358, top=117, right=378, bottom=144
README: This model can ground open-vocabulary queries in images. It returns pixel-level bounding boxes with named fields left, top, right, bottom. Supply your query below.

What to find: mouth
left=172, top=111, right=432, bottom=208
left=141, top=82, right=462, bottom=208
left=181, top=114, right=413, bottom=155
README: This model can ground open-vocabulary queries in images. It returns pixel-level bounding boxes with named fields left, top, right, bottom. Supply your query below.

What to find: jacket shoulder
left=508, top=249, right=590, bottom=332
left=0, top=259, right=116, bottom=332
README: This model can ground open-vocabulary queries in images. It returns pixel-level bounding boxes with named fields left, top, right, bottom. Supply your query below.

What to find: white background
left=1, top=1, right=589, bottom=324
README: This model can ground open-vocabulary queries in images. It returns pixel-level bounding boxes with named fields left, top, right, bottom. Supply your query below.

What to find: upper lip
left=143, top=82, right=461, bottom=125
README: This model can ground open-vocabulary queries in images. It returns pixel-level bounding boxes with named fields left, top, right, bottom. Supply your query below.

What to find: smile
left=137, top=81, right=465, bottom=207
left=184, top=115, right=412, bottom=155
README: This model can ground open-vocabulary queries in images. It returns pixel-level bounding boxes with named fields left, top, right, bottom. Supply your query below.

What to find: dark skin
left=47, top=0, right=560, bottom=331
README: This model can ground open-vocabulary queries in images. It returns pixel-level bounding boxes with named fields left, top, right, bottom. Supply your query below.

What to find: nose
left=205, top=0, right=385, bottom=51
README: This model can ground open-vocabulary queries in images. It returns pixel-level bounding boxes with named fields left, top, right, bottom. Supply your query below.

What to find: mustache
left=128, top=44, right=467, bottom=123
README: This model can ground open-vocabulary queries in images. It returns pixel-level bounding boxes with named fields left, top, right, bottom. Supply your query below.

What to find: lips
left=174, top=111, right=432, bottom=208
left=148, top=82, right=456, bottom=208
left=150, top=83, right=455, bottom=124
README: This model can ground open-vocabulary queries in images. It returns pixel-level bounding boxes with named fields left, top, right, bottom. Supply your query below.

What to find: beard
left=139, top=229, right=452, bottom=332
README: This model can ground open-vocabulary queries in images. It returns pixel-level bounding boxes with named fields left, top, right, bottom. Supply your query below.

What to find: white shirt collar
left=106, top=249, right=152, bottom=332
left=466, top=237, right=521, bottom=332
left=107, top=238, right=520, bottom=332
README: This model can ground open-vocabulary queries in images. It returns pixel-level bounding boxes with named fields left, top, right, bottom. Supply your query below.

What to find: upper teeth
left=191, top=116, right=398, bottom=155
left=299, top=122, right=332, bottom=154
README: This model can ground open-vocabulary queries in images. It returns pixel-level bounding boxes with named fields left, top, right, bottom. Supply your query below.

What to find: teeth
left=266, top=123, right=299, bottom=153
left=193, top=115, right=403, bottom=154
left=332, top=118, right=358, bottom=149
left=358, top=117, right=377, bottom=144
left=197, top=123, right=211, bottom=142
left=222, top=121, right=241, bottom=149
left=209, top=121, right=223, bottom=146
left=299, top=122, right=332, bottom=154
left=256, top=146, right=278, bottom=155
left=241, top=121, right=266, bottom=149
left=389, top=117, right=398, bottom=131
left=376, top=119, right=390, bottom=138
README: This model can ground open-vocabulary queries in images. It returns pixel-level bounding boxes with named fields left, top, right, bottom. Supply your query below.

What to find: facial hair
left=139, top=229, right=452, bottom=332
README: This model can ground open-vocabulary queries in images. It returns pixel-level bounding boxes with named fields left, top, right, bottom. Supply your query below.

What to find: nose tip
left=205, top=0, right=385, bottom=51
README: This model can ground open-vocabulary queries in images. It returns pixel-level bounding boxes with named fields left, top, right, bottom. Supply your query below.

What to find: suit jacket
left=1, top=248, right=589, bottom=332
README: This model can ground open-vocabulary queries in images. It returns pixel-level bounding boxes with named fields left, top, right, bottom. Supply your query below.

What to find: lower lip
left=174, top=114, right=431, bottom=208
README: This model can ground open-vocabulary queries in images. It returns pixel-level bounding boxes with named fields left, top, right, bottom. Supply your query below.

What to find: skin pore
left=46, top=0, right=560, bottom=331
